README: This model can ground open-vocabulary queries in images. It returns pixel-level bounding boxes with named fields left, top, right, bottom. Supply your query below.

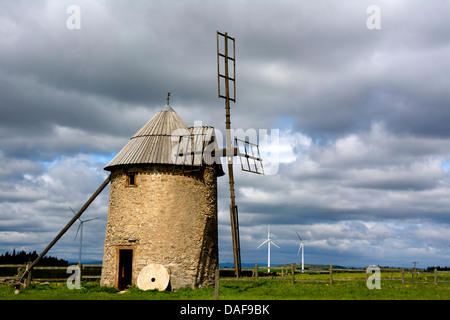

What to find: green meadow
left=1, top=277, right=449, bottom=300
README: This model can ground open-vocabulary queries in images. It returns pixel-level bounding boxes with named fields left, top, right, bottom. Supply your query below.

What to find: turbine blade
left=270, top=240, right=280, bottom=249
left=83, top=217, right=100, bottom=223
left=74, top=222, right=82, bottom=240
left=69, top=206, right=84, bottom=222
left=257, top=239, right=269, bottom=248
left=296, top=230, right=302, bottom=242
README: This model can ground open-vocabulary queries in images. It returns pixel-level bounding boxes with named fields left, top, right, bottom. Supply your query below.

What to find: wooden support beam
left=16, top=175, right=111, bottom=288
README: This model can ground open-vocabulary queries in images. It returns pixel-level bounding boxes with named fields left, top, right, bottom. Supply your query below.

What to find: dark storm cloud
left=0, top=0, right=228, bottom=160
left=1, top=0, right=219, bottom=104
left=2, top=0, right=448, bottom=156
left=233, top=122, right=450, bottom=224
left=233, top=0, right=450, bottom=138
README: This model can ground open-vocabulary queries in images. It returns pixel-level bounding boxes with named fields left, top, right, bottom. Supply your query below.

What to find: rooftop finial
left=166, top=92, right=171, bottom=105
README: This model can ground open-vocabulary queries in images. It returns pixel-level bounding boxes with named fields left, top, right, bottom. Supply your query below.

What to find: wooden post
left=291, top=265, right=295, bottom=284
left=255, top=264, right=258, bottom=281
left=434, top=268, right=437, bottom=285
left=329, top=265, right=333, bottom=285
left=217, top=31, right=241, bottom=279
left=214, top=268, right=220, bottom=300
left=401, top=269, right=405, bottom=285
left=26, top=263, right=32, bottom=286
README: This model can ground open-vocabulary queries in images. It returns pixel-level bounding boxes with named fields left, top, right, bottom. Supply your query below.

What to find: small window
left=126, top=173, right=136, bottom=186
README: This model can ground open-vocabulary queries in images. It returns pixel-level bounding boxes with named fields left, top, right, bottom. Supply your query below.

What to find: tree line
left=426, top=266, right=450, bottom=271
left=0, top=250, right=68, bottom=266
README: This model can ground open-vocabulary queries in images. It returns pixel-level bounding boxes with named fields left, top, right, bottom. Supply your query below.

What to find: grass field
left=1, top=276, right=449, bottom=300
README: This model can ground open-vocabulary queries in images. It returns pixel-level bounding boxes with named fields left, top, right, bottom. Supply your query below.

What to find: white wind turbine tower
left=70, top=207, right=100, bottom=265
left=296, top=231, right=310, bottom=273
left=257, top=225, right=280, bottom=273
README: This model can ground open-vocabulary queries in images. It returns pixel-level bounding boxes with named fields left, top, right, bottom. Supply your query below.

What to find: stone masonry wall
left=100, top=165, right=218, bottom=290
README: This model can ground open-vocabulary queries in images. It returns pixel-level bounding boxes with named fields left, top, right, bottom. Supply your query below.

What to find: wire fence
left=220, top=264, right=450, bottom=285
left=1, top=263, right=450, bottom=285
left=0, top=264, right=101, bottom=283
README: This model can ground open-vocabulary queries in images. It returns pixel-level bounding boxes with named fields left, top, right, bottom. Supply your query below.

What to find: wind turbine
left=257, top=225, right=280, bottom=272
left=296, top=231, right=310, bottom=273
left=69, top=207, right=100, bottom=265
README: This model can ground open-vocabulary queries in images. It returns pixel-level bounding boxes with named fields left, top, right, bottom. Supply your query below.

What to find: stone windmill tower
left=99, top=96, right=224, bottom=291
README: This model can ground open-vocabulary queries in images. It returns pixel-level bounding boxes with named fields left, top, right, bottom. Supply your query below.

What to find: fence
left=220, top=264, right=450, bottom=285
left=0, top=264, right=102, bottom=283
left=1, top=263, right=449, bottom=285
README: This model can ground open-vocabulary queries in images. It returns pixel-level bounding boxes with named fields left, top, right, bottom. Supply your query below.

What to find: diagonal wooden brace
left=15, top=175, right=111, bottom=290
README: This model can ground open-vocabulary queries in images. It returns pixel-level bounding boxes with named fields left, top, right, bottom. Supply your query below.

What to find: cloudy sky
left=1, top=0, right=449, bottom=269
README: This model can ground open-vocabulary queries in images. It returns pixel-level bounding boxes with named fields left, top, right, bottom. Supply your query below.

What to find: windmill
left=257, top=225, right=280, bottom=273
left=216, top=31, right=264, bottom=278
left=69, top=207, right=100, bottom=265
left=15, top=31, right=260, bottom=290
left=296, top=230, right=310, bottom=273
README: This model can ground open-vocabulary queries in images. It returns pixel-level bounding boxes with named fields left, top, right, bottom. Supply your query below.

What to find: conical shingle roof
left=104, top=105, right=190, bottom=170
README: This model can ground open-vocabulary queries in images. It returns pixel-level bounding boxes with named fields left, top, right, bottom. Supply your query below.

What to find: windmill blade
left=69, top=206, right=83, bottom=222
left=69, top=206, right=79, bottom=218
left=83, top=217, right=100, bottom=223
left=74, top=222, right=82, bottom=241
left=257, top=239, right=269, bottom=248
left=295, top=230, right=302, bottom=242
left=270, top=240, right=280, bottom=249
